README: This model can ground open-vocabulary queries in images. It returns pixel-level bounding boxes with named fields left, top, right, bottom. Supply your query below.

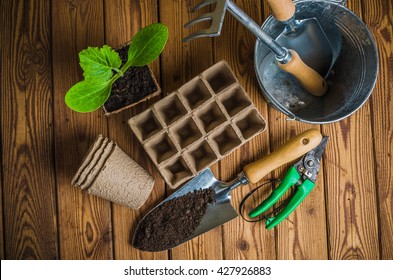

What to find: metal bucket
left=255, top=0, right=378, bottom=124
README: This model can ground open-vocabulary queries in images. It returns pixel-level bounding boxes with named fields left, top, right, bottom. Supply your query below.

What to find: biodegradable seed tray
left=128, top=61, right=266, bottom=189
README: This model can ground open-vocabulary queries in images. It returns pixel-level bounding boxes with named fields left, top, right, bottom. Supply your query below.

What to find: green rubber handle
left=266, top=178, right=315, bottom=229
left=249, top=166, right=300, bottom=218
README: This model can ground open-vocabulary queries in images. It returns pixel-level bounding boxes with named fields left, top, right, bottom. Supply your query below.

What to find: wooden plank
left=213, top=0, right=275, bottom=260
left=103, top=0, right=167, bottom=260
left=0, top=2, right=3, bottom=259
left=0, top=0, right=58, bottom=259
left=322, top=0, right=379, bottom=260
left=52, top=0, right=113, bottom=259
left=0, top=154, right=4, bottom=259
left=159, top=0, right=223, bottom=259
left=361, top=0, right=393, bottom=259
left=0, top=165, right=5, bottom=260
left=260, top=2, right=328, bottom=260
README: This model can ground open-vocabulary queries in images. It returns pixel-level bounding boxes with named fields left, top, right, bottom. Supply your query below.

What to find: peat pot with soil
left=65, top=23, right=168, bottom=115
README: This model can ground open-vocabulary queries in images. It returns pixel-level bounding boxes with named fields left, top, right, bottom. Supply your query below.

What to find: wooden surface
left=0, top=0, right=392, bottom=260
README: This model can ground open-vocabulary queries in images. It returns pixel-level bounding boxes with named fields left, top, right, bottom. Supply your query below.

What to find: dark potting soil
left=133, top=188, right=216, bottom=252
left=103, top=45, right=158, bottom=112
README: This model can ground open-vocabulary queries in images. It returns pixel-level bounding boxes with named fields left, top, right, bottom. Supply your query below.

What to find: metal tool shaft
left=226, top=0, right=290, bottom=62
left=215, top=172, right=248, bottom=203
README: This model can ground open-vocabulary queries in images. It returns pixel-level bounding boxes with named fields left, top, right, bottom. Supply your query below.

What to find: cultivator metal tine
left=184, top=13, right=214, bottom=28
left=191, top=0, right=218, bottom=12
left=183, top=29, right=217, bottom=42
left=183, top=0, right=228, bottom=42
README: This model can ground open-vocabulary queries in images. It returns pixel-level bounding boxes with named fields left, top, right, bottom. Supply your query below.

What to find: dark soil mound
left=133, top=188, right=215, bottom=251
left=104, top=45, right=157, bottom=112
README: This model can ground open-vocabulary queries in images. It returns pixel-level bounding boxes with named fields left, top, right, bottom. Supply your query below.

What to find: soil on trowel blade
left=104, top=45, right=157, bottom=112
left=133, top=188, right=216, bottom=252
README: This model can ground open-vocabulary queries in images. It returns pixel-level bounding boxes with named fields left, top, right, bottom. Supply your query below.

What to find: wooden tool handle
left=266, top=0, right=296, bottom=22
left=243, top=129, right=322, bottom=184
left=279, top=50, right=328, bottom=97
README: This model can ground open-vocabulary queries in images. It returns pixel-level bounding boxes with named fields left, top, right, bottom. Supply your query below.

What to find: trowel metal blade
left=132, top=168, right=238, bottom=251
left=181, top=173, right=239, bottom=243
left=163, top=168, right=221, bottom=200
left=276, top=18, right=333, bottom=77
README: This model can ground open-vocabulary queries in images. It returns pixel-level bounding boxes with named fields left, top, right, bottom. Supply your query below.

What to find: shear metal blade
left=313, top=136, right=329, bottom=161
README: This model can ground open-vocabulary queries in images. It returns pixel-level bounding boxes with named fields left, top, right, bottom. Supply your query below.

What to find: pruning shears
left=248, top=136, right=328, bottom=229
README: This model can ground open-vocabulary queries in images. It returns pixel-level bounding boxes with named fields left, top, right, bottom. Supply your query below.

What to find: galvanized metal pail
left=255, top=0, right=378, bottom=124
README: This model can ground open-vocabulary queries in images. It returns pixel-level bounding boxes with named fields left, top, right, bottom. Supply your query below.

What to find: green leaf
left=65, top=81, right=111, bottom=113
left=79, top=45, right=122, bottom=83
left=128, top=23, right=168, bottom=66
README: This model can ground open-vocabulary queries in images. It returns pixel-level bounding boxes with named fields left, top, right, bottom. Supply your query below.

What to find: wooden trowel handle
left=279, top=50, right=328, bottom=97
left=243, top=129, right=322, bottom=184
left=266, top=0, right=296, bottom=22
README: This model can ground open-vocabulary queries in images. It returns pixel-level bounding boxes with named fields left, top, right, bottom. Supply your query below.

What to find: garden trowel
left=133, top=129, right=323, bottom=251
left=265, top=0, right=335, bottom=77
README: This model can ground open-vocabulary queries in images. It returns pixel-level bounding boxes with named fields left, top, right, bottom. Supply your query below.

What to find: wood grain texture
left=0, top=154, right=4, bottom=259
left=211, top=0, right=275, bottom=260
left=322, top=0, right=379, bottom=260
left=0, top=8, right=3, bottom=257
left=0, top=167, right=5, bottom=260
left=0, top=0, right=58, bottom=259
left=0, top=0, right=389, bottom=260
left=361, top=0, right=393, bottom=259
left=52, top=0, right=112, bottom=259
left=104, top=0, right=167, bottom=260
left=0, top=0, right=2, bottom=259
left=159, top=0, right=223, bottom=260
left=259, top=1, right=328, bottom=260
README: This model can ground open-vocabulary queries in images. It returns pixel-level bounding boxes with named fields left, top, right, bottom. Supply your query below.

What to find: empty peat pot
left=255, top=0, right=378, bottom=124
left=72, top=135, right=155, bottom=209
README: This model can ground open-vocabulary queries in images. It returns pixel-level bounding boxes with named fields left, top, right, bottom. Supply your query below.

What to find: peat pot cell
left=154, top=93, right=188, bottom=126
left=170, top=118, right=202, bottom=149
left=209, top=125, right=242, bottom=156
left=178, top=77, right=212, bottom=110
left=195, top=101, right=227, bottom=133
left=128, top=109, right=163, bottom=142
left=234, top=109, right=266, bottom=140
left=218, top=85, right=252, bottom=117
left=203, top=61, right=236, bottom=93
left=144, top=133, right=178, bottom=165
left=161, top=157, right=193, bottom=188
left=186, top=140, right=218, bottom=172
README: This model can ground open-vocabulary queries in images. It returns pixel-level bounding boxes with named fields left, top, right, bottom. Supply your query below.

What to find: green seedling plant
left=65, top=23, right=168, bottom=113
